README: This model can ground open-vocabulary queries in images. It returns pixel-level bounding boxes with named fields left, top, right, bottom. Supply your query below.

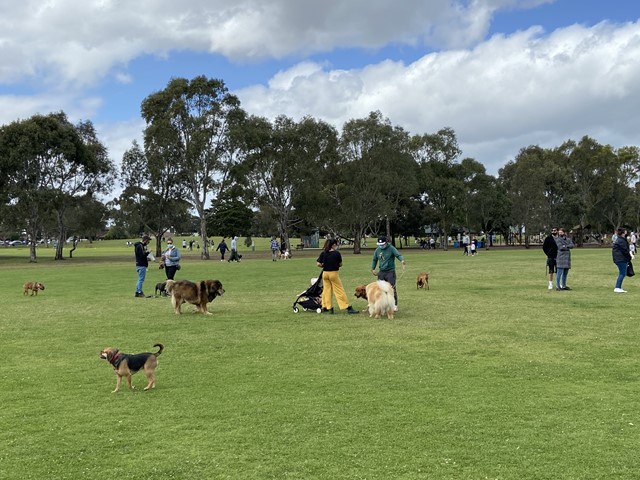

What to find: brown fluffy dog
left=355, top=280, right=395, bottom=319
left=354, top=284, right=368, bottom=300
left=165, top=279, right=225, bottom=315
left=100, top=343, right=163, bottom=393
left=23, top=282, right=45, bottom=296
left=416, top=272, right=429, bottom=290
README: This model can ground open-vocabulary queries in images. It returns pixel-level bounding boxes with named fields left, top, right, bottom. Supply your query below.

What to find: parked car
left=9, top=240, right=25, bottom=246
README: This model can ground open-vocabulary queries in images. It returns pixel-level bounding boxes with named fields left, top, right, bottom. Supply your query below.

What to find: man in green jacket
left=371, top=236, right=406, bottom=311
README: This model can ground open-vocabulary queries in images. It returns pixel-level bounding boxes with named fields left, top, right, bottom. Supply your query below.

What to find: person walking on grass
left=316, top=238, right=359, bottom=315
left=554, top=228, right=574, bottom=291
left=543, top=227, right=559, bottom=290
left=228, top=235, right=241, bottom=262
left=216, top=238, right=228, bottom=261
left=613, top=227, right=633, bottom=293
left=371, top=236, right=406, bottom=311
left=270, top=236, right=280, bottom=261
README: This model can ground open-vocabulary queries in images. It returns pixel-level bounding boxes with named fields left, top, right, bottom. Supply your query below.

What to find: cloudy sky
left=1, top=0, right=639, bottom=176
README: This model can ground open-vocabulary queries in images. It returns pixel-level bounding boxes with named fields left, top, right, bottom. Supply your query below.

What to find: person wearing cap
left=316, top=238, right=359, bottom=315
left=371, top=236, right=405, bottom=311
left=134, top=235, right=151, bottom=297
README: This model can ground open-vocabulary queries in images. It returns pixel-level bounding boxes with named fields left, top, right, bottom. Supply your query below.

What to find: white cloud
left=237, top=20, right=640, bottom=173
left=0, top=0, right=537, bottom=86
left=1, top=0, right=638, bottom=179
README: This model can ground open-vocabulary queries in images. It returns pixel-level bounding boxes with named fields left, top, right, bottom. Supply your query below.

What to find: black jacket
left=134, top=241, right=149, bottom=267
left=612, top=236, right=631, bottom=264
left=542, top=234, right=558, bottom=258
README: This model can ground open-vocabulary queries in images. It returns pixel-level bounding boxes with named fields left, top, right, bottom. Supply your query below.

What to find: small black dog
left=155, top=281, right=168, bottom=297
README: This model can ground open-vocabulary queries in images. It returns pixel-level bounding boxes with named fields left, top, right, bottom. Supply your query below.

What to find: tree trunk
left=55, top=211, right=65, bottom=260
left=353, top=230, right=362, bottom=254
left=199, top=214, right=210, bottom=260
left=441, top=226, right=449, bottom=251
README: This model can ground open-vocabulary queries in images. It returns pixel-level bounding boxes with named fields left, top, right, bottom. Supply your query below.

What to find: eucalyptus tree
left=411, top=127, right=465, bottom=250
left=141, top=76, right=241, bottom=259
left=237, top=114, right=338, bottom=252
left=499, top=146, right=551, bottom=246
left=0, top=112, right=114, bottom=261
left=557, top=136, right=629, bottom=244
left=459, top=158, right=510, bottom=242
left=325, top=111, right=418, bottom=252
left=118, top=140, right=191, bottom=256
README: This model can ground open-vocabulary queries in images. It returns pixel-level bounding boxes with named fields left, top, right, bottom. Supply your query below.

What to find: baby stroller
left=292, top=276, right=323, bottom=313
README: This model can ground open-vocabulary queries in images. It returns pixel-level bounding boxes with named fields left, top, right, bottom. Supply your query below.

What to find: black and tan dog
left=100, top=343, right=164, bottom=393
left=155, top=281, right=168, bottom=297
left=416, top=272, right=430, bottom=290
left=165, top=279, right=225, bottom=315
left=23, top=281, right=45, bottom=296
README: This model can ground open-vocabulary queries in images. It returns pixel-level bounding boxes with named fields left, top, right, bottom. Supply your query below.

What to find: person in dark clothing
left=612, top=227, right=632, bottom=293
left=216, top=238, right=228, bottom=261
left=542, top=227, right=558, bottom=290
left=134, top=235, right=151, bottom=297
left=316, top=238, right=359, bottom=314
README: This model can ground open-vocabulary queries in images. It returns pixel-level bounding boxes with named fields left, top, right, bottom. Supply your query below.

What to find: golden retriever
left=355, top=280, right=396, bottom=319
left=165, top=279, right=224, bottom=315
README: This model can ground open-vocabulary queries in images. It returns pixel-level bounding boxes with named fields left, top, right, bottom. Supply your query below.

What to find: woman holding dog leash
left=161, top=237, right=181, bottom=280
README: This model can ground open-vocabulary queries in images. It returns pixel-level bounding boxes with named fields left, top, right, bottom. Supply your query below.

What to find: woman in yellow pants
left=316, top=238, right=359, bottom=314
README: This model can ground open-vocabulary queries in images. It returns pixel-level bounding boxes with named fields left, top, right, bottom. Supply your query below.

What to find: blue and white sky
left=1, top=0, right=640, bottom=176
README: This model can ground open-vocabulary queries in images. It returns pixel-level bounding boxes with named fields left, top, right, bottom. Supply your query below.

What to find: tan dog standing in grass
left=100, top=344, right=164, bottom=393
left=416, top=272, right=429, bottom=290
left=23, top=282, right=45, bottom=296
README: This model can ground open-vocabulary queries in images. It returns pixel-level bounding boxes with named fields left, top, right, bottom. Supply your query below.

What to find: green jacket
left=372, top=244, right=404, bottom=271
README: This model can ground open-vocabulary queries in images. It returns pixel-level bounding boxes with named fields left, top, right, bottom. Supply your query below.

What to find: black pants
left=165, top=265, right=177, bottom=280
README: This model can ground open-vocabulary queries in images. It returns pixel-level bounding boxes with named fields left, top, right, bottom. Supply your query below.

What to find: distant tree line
left=1, top=76, right=639, bottom=262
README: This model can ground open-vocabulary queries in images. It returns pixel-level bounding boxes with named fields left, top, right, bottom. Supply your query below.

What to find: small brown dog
left=23, top=282, right=45, bottom=296
left=416, top=272, right=429, bottom=290
left=100, top=343, right=164, bottom=393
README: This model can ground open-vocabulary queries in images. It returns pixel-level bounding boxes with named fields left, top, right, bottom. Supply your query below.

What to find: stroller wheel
left=316, top=308, right=322, bottom=314
left=292, top=307, right=299, bottom=313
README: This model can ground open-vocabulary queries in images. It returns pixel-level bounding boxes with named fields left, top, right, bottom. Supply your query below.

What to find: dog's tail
left=378, top=280, right=396, bottom=311
left=165, top=280, right=175, bottom=294
left=153, top=343, right=164, bottom=356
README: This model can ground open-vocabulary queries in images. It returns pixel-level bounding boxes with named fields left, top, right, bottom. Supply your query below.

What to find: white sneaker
left=548, top=282, right=553, bottom=290
left=614, top=288, right=627, bottom=293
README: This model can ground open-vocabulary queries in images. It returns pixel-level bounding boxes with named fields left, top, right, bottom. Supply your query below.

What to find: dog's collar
left=109, top=350, right=122, bottom=368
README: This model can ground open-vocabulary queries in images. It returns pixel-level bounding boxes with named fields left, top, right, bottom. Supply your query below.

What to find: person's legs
left=561, top=269, right=569, bottom=288
left=136, top=266, right=146, bottom=294
left=615, top=261, right=627, bottom=289
left=331, top=273, right=350, bottom=310
left=556, top=268, right=564, bottom=289
left=165, top=265, right=177, bottom=280
left=321, top=271, right=333, bottom=310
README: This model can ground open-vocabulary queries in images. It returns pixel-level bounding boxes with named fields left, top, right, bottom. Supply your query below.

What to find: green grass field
left=1, top=241, right=639, bottom=479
